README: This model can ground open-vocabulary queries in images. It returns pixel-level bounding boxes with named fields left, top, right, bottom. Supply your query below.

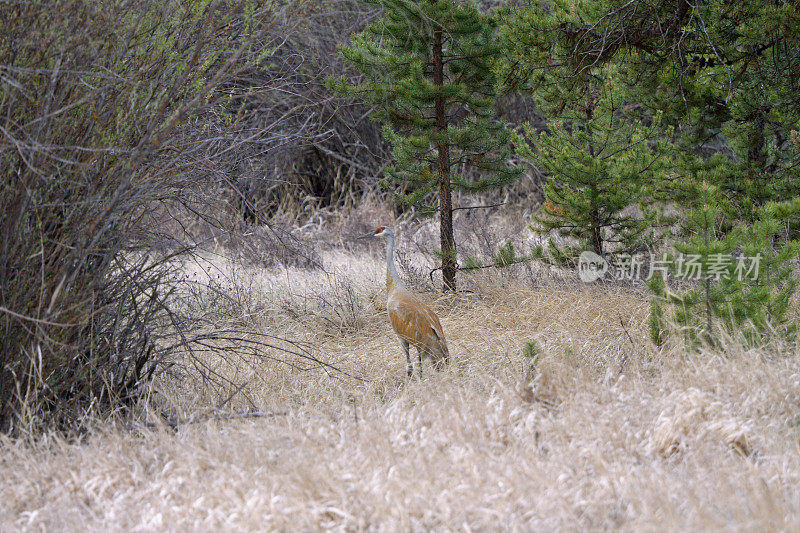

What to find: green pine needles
left=518, top=75, right=664, bottom=258
left=648, top=183, right=800, bottom=348
left=501, top=0, right=799, bottom=347
left=329, top=0, right=521, bottom=291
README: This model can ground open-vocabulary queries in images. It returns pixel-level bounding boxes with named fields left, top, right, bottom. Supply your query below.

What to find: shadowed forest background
left=1, top=0, right=800, bottom=529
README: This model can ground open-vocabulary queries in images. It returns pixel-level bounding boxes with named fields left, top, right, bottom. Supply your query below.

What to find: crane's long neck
left=385, top=233, right=401, bottom=292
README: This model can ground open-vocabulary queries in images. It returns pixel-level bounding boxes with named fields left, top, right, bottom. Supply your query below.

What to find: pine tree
left=500, top=0, right=800, bottom=345
left=499, top=4, right=667, bottom=259
left=329, top=0, right=521, bottom=291
left=669, top=180, right=736, bottom=346
left=647, top=179, right=737, bottom=347
left=517, top=73, right=664, bottom=257
left=725, top=199, right=800, bottom=342
left=648, top=186, right=800, bottom=348
left=531, top=0, right=800, bottom=222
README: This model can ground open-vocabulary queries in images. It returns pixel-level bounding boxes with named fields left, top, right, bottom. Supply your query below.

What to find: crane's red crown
left=375, top=226, right=386, bottom=234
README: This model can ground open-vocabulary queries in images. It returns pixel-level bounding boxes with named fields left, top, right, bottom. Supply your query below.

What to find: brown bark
left=586, top=88, right=603, bottom=256
left=590, top=204, right=603, bottom=256
left=433, top=24, right=456, bottom=292
left=748, top=108, right=765, bottom=171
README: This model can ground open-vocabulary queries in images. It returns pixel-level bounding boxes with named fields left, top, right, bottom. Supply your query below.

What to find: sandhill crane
left=358, top=226, right=450, bottom=377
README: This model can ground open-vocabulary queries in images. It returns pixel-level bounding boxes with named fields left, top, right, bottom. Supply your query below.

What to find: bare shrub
left=0, top=0, right=284, bottom=433
left=190, top=0, right=390, bottom=224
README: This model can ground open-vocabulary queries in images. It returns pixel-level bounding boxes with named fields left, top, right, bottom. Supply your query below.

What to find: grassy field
left=2, top=237, right=800, bottom=531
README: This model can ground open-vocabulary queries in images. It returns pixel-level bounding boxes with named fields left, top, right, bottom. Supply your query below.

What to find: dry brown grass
left=2, top=245, right=800, bottom=531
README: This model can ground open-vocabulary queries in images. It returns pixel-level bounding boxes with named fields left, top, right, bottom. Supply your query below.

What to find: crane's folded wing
left=388, top=294, right=446, bottom=346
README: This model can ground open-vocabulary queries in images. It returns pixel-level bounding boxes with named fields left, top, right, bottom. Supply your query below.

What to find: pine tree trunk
left=586, top=91, right=602, bottom=256
left=589, top=184, right=602, bottom=255
left=747, top=109, right=765, bottom=170
left=748, top=107, right=767, bottom=210
left=590, top=206, right=603, bottom=255
left=433, top=24, right=456, bottom=292
left=705, top=276, right=714, bottom=346
left=703, top=207, right=714, bottom=346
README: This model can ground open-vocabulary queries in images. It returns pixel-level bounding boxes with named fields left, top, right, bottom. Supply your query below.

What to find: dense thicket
left=216, top=0, right=391, bottom=220
left=502, top=0, right=800, bottom=345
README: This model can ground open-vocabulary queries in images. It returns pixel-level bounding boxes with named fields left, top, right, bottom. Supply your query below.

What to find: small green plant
left=647, top=272, right=668, bottom=347
left=523, top=340, right=542, bottom=376
left=725, top=200, right=800, bottom=342
left=495, top=241, right=517, bottom=267
left=462, top=256, right=482, bottom=270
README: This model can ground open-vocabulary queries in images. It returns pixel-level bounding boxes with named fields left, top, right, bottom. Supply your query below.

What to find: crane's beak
left=356, top=232, right=374, bottom=239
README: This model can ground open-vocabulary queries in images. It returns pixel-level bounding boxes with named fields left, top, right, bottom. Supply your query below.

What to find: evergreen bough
left=649, top=184, right=799, bottom=348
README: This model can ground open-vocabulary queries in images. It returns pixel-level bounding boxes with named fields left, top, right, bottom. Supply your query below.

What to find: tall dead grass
left=2, top=240, right=799, bottom=530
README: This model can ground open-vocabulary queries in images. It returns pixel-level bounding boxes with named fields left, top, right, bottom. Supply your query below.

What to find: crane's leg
left=401, top=340, right=412, bottom=378
left=417, top=348, right=423, bottom=378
